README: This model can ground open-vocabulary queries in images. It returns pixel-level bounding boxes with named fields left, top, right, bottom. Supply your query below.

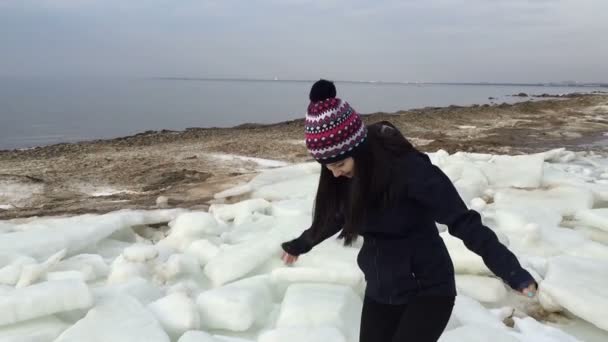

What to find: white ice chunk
left=0, top=279, right=93, bottom=326
left=107, top=255, right=151, bottom=285
left=574, top=225, right=608, bottom=245
left=453, top=164, right=489, bottom=205
left=178, top=330, right=219, bottom=342
left=149, top=292, right=201, bottom=338
left=0, top=254, right=26, bottom=268
left=0, top=285, right=12, bottom=294
left=167, top=280, right=204, bottom=298
left=251, top=174, right=320, bottom=201
left=55, top=295, right=170, bottom=342
left=214, top=336, right=255, bottom=342
left=162, top=212, right=225, bottom=251
left=220, top=214, right=276, bottom=244
left=170, top=211, right=223, bottom=235
left=123, top=243, right=158, bottom=262
left=209, top=199, right=271, bottom=224
left=0, top=316, right=69, bottom=342
left=92, top=277, right=163, bottom=305
left=0, top=209, right=184, bottom=260
left=524, top=257, right=548, bottom=278
left=214, top=163, right=319, bottom=200
left=479, top=154, right=544, bottom=188
left=492, top=210, right=549, bottom=235
left=213, top=183, right=253, bottom=200
left=270, top=267, right=362, bottom=293
left=108, top=226, right=138, bottom=243
left=276, top=283, right=362, bottom=342
left=539, top=256, right=608, bottom=331
left=532, top=148, right=570, bottom=162
left=451, top=295, right=505, bottom=329
left=293, top=241, right=361, bottom=271
left=53, top=254, right=109, bottom=282
left=204, top=231, right=288, bottom=286
left=553, top=228, right=608, bottom=261
left=440, top=232, right=491, bottom=275
left=290, top=242, right=366, bottom=297
left=206, top=153, right=288, bottom=169
left=16, top=249, right=66, bottom=288
left=514, top=317, right=581, bottom=342
left=46, top=270, right=87, bottom=281
left=542, top=165, right=608, bottom=202
left=155, top=253, right=201, bottom=282
left=455, top=275, right=507, bottom=303
left=493, top=186, right=594, bottom=217
left=0, top=256, right=36, bottom=286
left=470, top=197, right=487, bottom=211
left=439, top=324, right=519, bottom=342
left=185, top=239, right=220, bottom=266
left=270, top=199, right=313, bottom=217
left=169, top=211, right=224, bottom=236
left=258, top=326, right=347, bottom=342
left=196, top=276, right=273, bottom=332
left=574, top=209, right=608, bottom=232
left=86, top=239, right=132, bottom=262
left=451, top=151, right=493, bottom=162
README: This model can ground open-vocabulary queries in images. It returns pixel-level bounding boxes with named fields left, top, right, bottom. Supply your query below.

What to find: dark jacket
left=282, top=148, right=535, bottom=305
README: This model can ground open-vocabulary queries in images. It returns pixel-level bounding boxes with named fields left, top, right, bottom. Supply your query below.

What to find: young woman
left=280, top=80, right=537, bottom=342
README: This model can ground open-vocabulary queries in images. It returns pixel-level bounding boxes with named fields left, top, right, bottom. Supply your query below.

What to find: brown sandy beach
left=1, top=94, right=607, bottom=220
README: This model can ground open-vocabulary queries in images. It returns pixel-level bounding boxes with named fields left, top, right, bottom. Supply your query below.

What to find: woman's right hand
left=281, top=251, right=298, bottom=265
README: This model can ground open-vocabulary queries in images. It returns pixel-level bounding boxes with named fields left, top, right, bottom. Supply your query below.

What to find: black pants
left=359, top=295, right=455, bottom=342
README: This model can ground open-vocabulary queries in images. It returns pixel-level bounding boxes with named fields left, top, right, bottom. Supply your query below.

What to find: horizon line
left=151, top=77, right=608, bottom=87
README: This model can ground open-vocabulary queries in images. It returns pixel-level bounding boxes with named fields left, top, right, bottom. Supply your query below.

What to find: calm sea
left=0, top=77, right=604, bottom=150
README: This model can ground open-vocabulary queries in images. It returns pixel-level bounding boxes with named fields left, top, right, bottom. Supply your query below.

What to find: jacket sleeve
left=402, top=151, right=535, bottom=290
left=281, top=214, right=344, bottom=256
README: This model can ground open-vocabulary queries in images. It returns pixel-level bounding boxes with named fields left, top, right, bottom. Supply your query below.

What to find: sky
left=0, top=0, right=607, bottom=83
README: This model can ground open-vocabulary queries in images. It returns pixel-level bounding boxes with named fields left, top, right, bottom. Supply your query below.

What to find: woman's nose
left=331, top=169, right=341, bottom=178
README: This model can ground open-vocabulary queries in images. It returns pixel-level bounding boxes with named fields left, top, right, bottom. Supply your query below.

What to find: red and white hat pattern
left=305, top=98, right=367, bottom=163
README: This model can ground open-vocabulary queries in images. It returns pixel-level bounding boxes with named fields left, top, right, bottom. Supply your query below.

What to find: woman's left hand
left=520, top=282, right=537, bottom=298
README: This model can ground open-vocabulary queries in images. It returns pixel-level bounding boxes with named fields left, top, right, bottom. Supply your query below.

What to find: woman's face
left=326, top=157, right=355, bottom=178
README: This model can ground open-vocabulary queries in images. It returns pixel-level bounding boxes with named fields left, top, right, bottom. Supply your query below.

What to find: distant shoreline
left=152, top=77, right=608, bottom=88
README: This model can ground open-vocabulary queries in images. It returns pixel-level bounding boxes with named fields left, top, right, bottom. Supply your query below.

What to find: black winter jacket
left=282, top=149, right=535, bottom=305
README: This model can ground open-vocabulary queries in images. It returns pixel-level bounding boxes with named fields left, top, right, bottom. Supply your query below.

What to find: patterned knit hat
left=305, top=98, right=368, bottom=164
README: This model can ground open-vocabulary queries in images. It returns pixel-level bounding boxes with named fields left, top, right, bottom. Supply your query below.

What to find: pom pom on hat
left=309, top=79, right=337, bottom=102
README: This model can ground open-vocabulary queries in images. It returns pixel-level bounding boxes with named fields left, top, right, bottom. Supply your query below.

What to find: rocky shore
left=1, top=94, right=607, bottom=220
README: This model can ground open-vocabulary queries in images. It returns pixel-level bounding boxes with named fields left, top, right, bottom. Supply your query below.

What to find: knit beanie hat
left=305, top=97, right=368, bottom=164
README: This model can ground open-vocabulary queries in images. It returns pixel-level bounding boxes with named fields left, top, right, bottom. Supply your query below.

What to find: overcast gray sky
left=1, top=0, right=606, bottom=82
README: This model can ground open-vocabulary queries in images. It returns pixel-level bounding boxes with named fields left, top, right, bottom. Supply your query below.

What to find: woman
left=280, top=80, right=537, bottom=342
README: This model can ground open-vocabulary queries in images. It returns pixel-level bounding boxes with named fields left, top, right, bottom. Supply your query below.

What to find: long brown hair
left=309, top=121, right=417, bottom=245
